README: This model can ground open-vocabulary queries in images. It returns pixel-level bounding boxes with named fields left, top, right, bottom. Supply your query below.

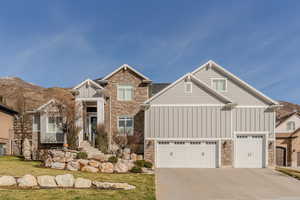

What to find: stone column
left=76, top=100, right=84, bottom=147
left=221, top=140, right=233, bottom=168
left=144, top=140, right=155, bottom=164
left=97, top=98, right=104, bottom=125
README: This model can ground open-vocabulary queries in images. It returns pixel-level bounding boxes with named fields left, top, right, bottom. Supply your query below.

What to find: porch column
left=97, top=98, right=104, bottom=125
left=75, top=100, right=84, bottom=147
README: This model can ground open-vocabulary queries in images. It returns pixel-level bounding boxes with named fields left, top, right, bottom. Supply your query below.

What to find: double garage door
left=156, top=135, right=265, bottom=168
left=157, top=141, right=218, bottom=168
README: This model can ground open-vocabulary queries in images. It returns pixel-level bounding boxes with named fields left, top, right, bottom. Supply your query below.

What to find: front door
left=89, top=116, right=97, bottom=146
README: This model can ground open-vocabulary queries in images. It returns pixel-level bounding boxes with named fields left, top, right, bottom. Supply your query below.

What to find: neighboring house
left=143, top=60, right=279, bottom=168
left=275, top=111, right=300, bottom=167
left=0, top=104, right=18, bottom=155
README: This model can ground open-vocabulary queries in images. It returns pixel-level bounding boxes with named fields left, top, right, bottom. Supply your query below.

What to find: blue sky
left=0, top=1, right=300, bottom=103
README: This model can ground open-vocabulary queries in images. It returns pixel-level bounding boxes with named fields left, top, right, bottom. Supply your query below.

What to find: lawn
left=0, top=156, right=155, bottom=200
left=276, top=167, right=300, bottom=180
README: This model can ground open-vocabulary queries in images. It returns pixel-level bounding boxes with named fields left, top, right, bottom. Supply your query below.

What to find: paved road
left=156, top=168, right=300, bottom=200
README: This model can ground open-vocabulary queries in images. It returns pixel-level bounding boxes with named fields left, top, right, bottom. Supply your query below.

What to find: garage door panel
left=157, top=141, right=218, bottom=168
left=235, top=135, right=265, bottom=168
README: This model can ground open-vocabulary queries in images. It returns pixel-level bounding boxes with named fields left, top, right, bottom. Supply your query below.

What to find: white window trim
left=117, top=116, right=134, bottom=135
left=184, top=82, right=192, bottom=93
left=287, top=121, right=296, bottom=131
left=211, top=78, right=227, bottom=92
left=117, top=84, right=134, bottom=101
left=46, top=116, right=63, bottom=133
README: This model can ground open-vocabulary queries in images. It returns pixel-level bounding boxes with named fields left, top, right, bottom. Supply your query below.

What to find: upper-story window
left=212, top=78, right=227, bottom=92
left=47, top=116, right=63, bottom=133
left=117, top=85, right=133, bottom=101
left=185, top=82, right=192, bottom=93
left=287, top=121, right=296, bottom=131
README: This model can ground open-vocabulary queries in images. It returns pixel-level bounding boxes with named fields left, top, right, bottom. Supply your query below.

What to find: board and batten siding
left=77, top=85, right=101, bottom=98
left=145, top=106, right=231, bottom=139
left=233, top=107, right=275, bottom=138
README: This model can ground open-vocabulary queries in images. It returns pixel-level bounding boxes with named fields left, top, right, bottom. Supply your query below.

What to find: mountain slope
left=0, top=77, right=73, bottom=111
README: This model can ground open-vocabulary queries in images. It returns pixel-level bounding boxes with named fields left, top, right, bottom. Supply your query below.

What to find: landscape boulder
left=136, top=155, right=143, bottom=161
left=74, top=178, right=92, bottom=188
left=100, top=162, right=114, bottom=173
left=0, top=176, right=16, bottom=187
left=66, top=161, right=80, bottom=171
left=37, top=175, right=57, bottom=188
left=114, top=161, right=129, bottom=173
left=17, top=174, right=37, bottom=187
left=93, top=181, right=135, bottom=190
left=51, top=162, right=66, bottom=170
left=88, top=160, right=100, bottom=168
left=81, top=165, right=99, bottom=173
left=130, top=153, right=137, bottom=161
left=55, top=174, right=74, bottom=187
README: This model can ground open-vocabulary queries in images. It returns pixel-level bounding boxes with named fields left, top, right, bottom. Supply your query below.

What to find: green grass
left=276, top=167, right=300, bottom=180
left=0, top=156, right=155, bottom=200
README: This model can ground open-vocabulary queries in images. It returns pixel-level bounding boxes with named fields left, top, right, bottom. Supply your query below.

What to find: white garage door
left=156, top=141, right=218, bottom=168
left=235, top=135, right=265, bottom=168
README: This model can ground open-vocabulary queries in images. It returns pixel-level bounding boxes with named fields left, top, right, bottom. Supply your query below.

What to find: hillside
left=0, top=77, right=74, bottom=112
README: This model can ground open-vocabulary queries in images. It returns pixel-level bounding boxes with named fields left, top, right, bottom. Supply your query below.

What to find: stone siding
left=268, top=140, right=275, bottom=167
left=104, top=68, right=149, bottom=153
left=221, top=140, right=233, bottom=167
left=144, top=140, right=155, bottom=163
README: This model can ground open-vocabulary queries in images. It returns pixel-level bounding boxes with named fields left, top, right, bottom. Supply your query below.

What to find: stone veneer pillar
left=268, top=140, right=275, bottom=167
left=221, top=140, right=233, bottom=167
left=144, top=140, right=155, bottom=163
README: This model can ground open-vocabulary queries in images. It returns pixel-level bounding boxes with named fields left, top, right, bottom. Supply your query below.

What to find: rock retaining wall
left=0, top=174, right=135, bottom=190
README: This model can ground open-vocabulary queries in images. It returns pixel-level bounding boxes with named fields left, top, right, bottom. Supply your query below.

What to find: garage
left=235, top=135, right=265, bottom=168
left=156, top=141, right=218, bottom=168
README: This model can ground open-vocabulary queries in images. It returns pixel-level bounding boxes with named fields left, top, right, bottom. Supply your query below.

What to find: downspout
left=109, top=96, right=112, bottom=151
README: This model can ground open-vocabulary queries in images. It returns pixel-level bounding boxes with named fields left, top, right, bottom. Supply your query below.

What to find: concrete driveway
left=156, top=168, right=300, bottom=200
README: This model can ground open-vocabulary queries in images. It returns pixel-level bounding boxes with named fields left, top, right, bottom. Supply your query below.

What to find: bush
left=130, top=166, right=142, bottom=173
left=76, top=152, right=88, bottom=159
left=108, top=156, right=118, bottom=164
left=96, top=124, right=109, bottom=153
left=134, top=160, right=153, bottom=168
left=144, top=161, right=153, bottom=169
left=134, top=160, right=145, bottom=168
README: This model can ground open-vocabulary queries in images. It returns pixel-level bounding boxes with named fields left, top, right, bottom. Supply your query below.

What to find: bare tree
left=48, top=98, right=82, bottom=149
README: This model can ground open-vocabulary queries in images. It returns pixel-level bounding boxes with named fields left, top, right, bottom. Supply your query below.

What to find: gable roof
left=276, top=112, right=300, bottom=127
left=35, top=99, right=57, bottom=111
left=144, top=72, right=233, bottom=104
left=192, top=60, right=278, bottom=105
left=73, top=79, right=104, bottom=90
left=102, top=64, right=151, bottom=81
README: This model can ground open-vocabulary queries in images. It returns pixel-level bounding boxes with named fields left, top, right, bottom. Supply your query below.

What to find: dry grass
left=0, top=156, right=155, bottom=200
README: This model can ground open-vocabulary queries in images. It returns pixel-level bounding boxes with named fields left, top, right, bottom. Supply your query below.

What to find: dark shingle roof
left=150, top=83, right=171, bottom=97
left=0, top=104, right=18, bottom=115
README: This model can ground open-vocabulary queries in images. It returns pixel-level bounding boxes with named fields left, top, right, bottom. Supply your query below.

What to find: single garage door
left=235, top=135, right=265, bottom=168
left=156, top=141, right=218, bottom=168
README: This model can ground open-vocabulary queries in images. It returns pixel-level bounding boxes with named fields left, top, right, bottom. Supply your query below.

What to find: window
left=32, top=115, right=40, bottom=132
left=117, top=85, right=133, bottom=101
left=118, top=116, right=134, bottom=135
left=47, top=116, right=63, bottom=133
left=287, top=121, right=296, bottom=131
left=185, top=82, right=192, bottom=93
left=212, top=78, right=227, bottom=92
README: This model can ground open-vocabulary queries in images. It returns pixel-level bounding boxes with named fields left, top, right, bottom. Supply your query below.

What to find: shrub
left=130, top=166, right=142, bottom=173
left=134, top=160, right=145, bottom=168
left=96, top=124, right=109, bottom=154
left=76, top=152, right=88, bottom=159
left=134, top=160, right=153, bottom=168
left=143, top=161, right=153, bottom=169
left=108, top=156, right=118, bottom=164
